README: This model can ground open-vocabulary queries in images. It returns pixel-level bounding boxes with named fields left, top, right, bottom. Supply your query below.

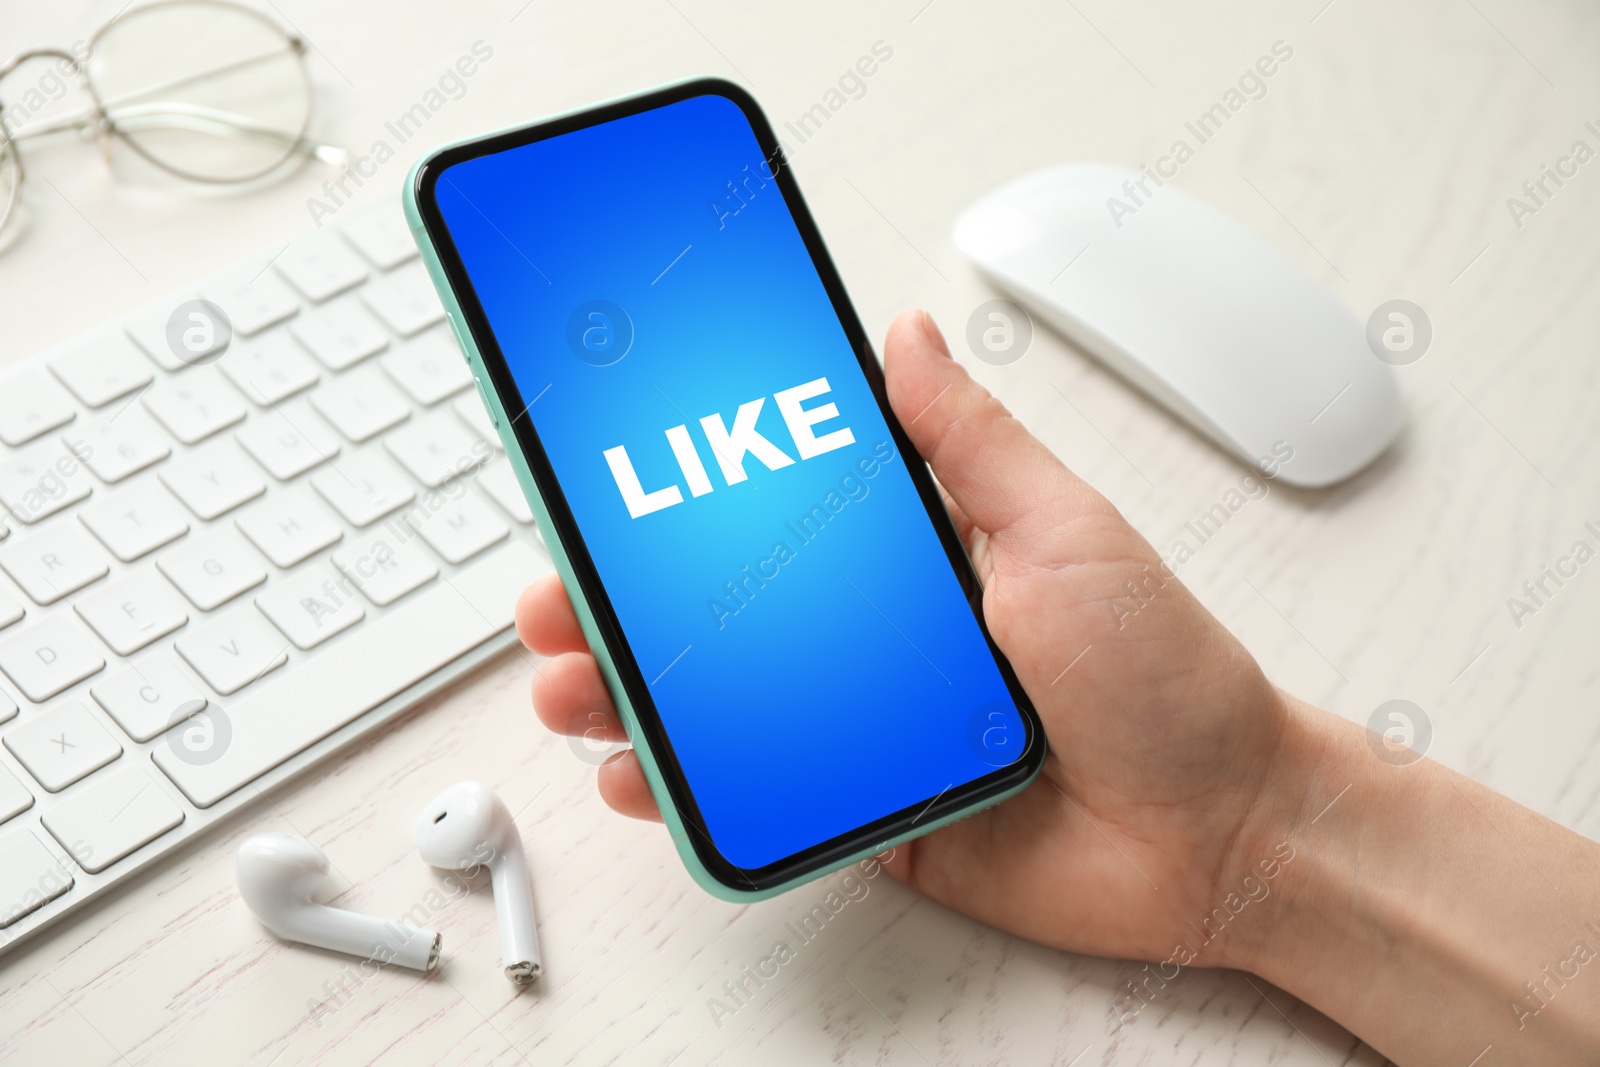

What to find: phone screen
left=424, top=88, right=1034, bottom=877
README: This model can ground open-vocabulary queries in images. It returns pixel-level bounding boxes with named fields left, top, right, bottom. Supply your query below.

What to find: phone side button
left=473, top=376, right=500, bottom=428
left=444, top=311, right=473, bottom=361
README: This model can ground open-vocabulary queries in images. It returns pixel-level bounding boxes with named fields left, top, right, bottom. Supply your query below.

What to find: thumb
left=883, top=310, right=1109, bottom=550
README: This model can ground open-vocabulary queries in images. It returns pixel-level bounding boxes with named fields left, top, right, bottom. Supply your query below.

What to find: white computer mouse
left=952, top=163, right=1402, bottom=488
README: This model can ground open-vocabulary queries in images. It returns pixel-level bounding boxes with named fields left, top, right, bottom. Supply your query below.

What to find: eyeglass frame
left=0, top=0, right=333, bottom=234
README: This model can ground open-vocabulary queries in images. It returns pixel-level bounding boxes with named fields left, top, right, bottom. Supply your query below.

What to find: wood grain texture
left=2, top=0, right=1597, bottom=1063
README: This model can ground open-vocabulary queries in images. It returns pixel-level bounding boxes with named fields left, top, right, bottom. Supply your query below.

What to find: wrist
left=1205, top=690, right=1354, bottom=975
left=1206, top=694, right=1600, bottom=1062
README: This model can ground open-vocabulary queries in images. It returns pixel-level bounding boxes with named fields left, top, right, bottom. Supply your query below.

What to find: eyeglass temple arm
left=4, top=36, right=294, bottom=107
left=95, top=43, right=305, bottom=113
left=6, top=44, right=311, bottom=143
left=112, top=102, right=345, bottom=164
left=10, top=101, right=343, bottom=167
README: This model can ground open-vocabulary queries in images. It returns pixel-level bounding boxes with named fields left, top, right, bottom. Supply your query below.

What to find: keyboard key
left=453, top=392, right=501, bottom=449
left=274, top=232, right=368, bottom=302
left=410, top=493, right=508, bottom=564
left=0, top=440, right=95, bottom=524
left=0, top=688, right=17, bottom=725
left=92, top=658, right=209, bottom=742
left=235, top=402, right=339, bottom=480
left=333, top=530, right=438, bottom=606
left=175, top=605, right=288, bottom=694
left=48, top=333, right=153, bottom=408
left=160, top=443, right=266, bottom=520
left=65, top=408, right=171, bottom=484
left=476, top=459, right=534, bottom=524
left=256, top=565, right=365, bottom=649
left=42, top=765, right=184, bottom=874
left=219, top=332, right=320, bottom=405
left=79, top=485, right=191, bottom=562
left=0, top=526, right=110, bottom=605
left=0, top=764, right=31, bottom=824
left=311, top=366, right=410, bottom=442
left=235, top=488, right=343, bottom=568
left=74, top=572, right=189, bottom=655
left=311, top=452, right=415, bottom=526
left=203, top=265, right=301, bottom=336
left=155, top=540, right=547, bottom=807
left=125, top=296, right=200, bottom=372
left=381, top=328, right=471, bottom=406
left=384, top=410, right=487, bottom=488
left=0, top=828, right=73, bottom=927
left=341, top=207, right=418, bottom=269
left=291, top=300, right=388, bottom=371
left=0, top=369, right=77, bottom=447
left=142, top=368, right=248, bottom=444
left=5, top=701, right=122, bottom=792
left=0, top=618, right=106, bottom=702
left=360, top=261, right=445, bottom=337
left=158, top=528, right=268, bottom=610
left=0, top=589, right=25, bottom=632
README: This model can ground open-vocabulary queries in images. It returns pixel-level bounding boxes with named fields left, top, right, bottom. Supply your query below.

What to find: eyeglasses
left=0, top=0, right=344, bottom=237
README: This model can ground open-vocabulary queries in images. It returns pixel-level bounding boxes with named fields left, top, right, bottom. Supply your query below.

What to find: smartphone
left=404, top=78, right=1045, bottom=900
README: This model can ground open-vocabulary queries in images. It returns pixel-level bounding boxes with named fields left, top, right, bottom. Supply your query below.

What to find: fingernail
left=917, top=310, right=953, bottom=359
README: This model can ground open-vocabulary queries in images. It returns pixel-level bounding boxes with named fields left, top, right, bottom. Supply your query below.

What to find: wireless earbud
left=236, top=833, right=441, bottom=972
left=414, top=781, right=542, bottom=986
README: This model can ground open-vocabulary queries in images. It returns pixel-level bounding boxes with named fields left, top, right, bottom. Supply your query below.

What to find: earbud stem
left=267, top=904, right=441, bottom=973
left=490, top=836, right=542, bottom=984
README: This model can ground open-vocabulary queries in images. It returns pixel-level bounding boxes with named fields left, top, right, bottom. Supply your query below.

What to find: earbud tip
left=505, top=960, right=540, bottom=986
left=427, top=932, right=443, bottom=972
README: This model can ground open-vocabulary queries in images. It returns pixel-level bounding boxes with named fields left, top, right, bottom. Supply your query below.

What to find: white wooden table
left=2, top=0, right=1597, bottom=1063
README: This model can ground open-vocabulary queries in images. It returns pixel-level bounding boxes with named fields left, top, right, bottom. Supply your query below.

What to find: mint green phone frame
left=401, top=78, right=1045, bottom=902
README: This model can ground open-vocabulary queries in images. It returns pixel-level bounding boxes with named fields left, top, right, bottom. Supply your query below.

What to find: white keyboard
left=0, top=202, right=552, bottom=955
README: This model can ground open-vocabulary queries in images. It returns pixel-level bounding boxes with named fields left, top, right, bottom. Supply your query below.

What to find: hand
left=515, top=309, right=1301, bottom=968
left=517, top=309, right=1600, bottom=1064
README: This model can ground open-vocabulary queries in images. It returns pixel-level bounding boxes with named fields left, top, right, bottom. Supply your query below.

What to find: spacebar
left=154, top=541, right=547, bottom=808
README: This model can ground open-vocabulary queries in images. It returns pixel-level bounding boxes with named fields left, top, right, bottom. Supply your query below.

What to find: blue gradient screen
left=434, top=92, right=1024, bottom=870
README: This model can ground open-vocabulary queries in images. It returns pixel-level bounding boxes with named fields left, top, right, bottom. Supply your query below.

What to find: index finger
left=515, top=572, right=590, bottom=656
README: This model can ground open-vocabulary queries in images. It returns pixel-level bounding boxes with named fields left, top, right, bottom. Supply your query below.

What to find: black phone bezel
left=411, top=77, right=1046, bottom=893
